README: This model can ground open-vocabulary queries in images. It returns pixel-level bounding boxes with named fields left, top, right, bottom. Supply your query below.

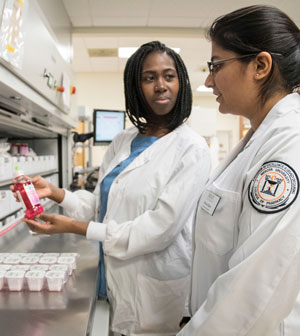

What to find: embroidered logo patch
left=248, top=161, right=299, bottom=213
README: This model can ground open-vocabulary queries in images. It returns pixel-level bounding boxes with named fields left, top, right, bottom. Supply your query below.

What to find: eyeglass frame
left=207, top=52, right=283, bottom=77
left=207, top=53, right=258, bottom=76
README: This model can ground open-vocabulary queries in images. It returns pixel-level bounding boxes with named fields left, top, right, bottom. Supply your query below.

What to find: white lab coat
left=61, top=124, right=211, bottom=335
left=178, top=93, right=300, bottom=336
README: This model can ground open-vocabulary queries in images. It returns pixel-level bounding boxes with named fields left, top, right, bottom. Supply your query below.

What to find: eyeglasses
left=207, top=53, right=258, bottom=76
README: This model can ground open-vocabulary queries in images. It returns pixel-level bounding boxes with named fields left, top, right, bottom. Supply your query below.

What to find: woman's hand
left=30, top=175, right=53, bottom=199
left=24, top=213, right=88, bottom=236
left=10, top=175, right=65, bottom=203
left=10, top=175, right=51, bottom=200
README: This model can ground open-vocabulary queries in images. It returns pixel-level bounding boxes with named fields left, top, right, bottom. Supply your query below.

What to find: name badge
left=200, top=190, right=221, bottom=216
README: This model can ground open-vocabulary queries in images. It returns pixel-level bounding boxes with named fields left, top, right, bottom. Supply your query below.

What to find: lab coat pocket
left=136, top=273, right=189, bottom=333
left=197, top=182, right=241, bottom=255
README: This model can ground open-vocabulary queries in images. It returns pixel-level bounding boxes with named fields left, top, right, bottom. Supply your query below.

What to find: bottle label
left=23, top=184, right=41, bottom=207
left=16, top=190, right=26, bottom=211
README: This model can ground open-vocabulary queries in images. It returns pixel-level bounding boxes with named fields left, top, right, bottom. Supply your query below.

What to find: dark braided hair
left=124, top=41, right=192, bottom=134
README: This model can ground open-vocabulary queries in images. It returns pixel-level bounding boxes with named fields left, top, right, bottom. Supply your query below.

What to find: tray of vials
left=0, top=252, right=78, bottom=292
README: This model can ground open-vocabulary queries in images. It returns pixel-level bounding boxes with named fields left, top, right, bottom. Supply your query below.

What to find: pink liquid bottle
left=14, top=167, right=44, bottom=219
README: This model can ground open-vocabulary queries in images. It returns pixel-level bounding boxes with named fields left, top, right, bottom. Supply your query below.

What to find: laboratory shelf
left=0, top=169, right=59, bottom=188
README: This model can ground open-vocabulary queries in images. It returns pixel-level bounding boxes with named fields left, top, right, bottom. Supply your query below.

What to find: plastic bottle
left=14, top=167, right=44, bottom=219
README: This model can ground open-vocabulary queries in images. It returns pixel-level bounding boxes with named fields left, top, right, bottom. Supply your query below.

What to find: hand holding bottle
left=11, top=175, right=48, bottom=201
left=11, top=175, right=65, bottom=204
left=11, top=169, right=44, bottom=219
left=25, top=213, right=88, bottom=236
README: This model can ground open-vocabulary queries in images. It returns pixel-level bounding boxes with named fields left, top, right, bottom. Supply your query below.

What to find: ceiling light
left=118, top=47, right=181, bottom=58
left=118, top=48, right=138, bottom=58
left=196, top=85, right=213, bottom=93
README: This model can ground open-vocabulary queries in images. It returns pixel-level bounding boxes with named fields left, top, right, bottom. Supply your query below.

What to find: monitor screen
left=93, top=109, right=125, bottom=145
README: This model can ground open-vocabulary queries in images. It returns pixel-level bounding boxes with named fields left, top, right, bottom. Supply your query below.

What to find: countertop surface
left=0, top=217, right=99, bottom=336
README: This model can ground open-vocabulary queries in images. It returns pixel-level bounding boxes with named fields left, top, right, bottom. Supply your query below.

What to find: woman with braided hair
left=15, top=41, right=211, bottom=335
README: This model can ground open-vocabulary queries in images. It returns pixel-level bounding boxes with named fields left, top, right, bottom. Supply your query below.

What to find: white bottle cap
left=14, top=166, right=24, bottom=178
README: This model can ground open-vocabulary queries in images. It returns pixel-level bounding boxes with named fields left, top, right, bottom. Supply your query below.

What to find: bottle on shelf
left=14, top=167, right=44, bottom=219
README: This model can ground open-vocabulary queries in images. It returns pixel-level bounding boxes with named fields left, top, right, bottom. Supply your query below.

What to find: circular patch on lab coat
left=248, top=161, right=299, bottom=213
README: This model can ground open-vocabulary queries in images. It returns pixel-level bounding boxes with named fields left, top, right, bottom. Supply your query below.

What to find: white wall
left=76, top=72, right=125, bottom=110
left=75, top=72, right=240, bottom=167
left=75, top=72, right=125, bottom=167
left=193, top=95, right=240, bottom=146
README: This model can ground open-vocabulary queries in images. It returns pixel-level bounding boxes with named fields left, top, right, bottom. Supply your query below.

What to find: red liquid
left=15, top=181, right=44, bottom=219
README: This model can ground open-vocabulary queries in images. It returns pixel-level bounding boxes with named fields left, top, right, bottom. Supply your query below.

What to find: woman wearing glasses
left=179, top=5, right=300, bottom=336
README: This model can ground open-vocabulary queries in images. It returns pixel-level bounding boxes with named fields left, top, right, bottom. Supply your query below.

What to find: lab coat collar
left=209, top=94, right=300, bottom=184
left=243, top=93, right=299, bottom=151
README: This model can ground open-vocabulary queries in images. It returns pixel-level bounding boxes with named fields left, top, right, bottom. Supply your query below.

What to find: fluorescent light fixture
left=196, top=85, right=213, bottom=93
left=118, top=48, right=138, bottom=58
left=118, top=47, right=181, bottom=58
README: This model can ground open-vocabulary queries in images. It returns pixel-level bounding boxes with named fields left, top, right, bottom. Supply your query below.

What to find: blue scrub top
left=98, top=134, right=159, bottom=298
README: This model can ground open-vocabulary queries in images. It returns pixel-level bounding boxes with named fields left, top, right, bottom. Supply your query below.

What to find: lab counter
left=0, top=215, right=101, bottom=336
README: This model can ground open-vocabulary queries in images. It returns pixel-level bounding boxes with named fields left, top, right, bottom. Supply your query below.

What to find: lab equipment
left=93, top=109, right=125, bottom=145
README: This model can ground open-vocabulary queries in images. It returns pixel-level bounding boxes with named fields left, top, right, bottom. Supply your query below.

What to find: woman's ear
left=254, top=52, right=272, bottom=80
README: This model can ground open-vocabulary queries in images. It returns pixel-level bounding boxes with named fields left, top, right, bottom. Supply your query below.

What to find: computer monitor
left=93, top=109, right=125, bottom=145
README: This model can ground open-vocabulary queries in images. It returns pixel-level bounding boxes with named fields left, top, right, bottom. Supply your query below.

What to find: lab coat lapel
left=119, top=126, right=177, bottom=175
left=120, top=143, right=153, bottom=175
left=100, top=128, right=140, bottom=182
left=123, top=154, right=150, bottom=175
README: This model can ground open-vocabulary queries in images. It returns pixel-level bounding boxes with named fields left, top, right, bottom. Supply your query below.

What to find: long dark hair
left=124, top=41, right=192, bottom=133
left=207, top=5, right=300, bottom=103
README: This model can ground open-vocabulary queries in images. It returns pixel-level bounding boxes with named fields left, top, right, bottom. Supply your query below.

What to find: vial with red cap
left=14, top=167, right=44, bottom=219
